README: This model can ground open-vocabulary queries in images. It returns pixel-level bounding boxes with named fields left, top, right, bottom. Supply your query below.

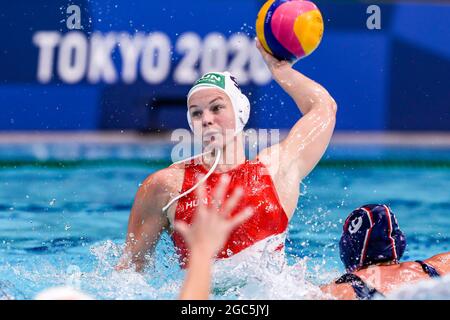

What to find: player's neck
left=202, top=137, right=246, bottom=173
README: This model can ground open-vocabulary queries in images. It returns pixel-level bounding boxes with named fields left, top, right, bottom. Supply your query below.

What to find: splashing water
left=3, top=226, right=450, bottom=299
left=2, top=147, right=450, bottom=299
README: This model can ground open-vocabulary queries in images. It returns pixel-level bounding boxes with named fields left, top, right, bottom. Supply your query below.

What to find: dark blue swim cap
left=339, top=204, right=406, bottom=272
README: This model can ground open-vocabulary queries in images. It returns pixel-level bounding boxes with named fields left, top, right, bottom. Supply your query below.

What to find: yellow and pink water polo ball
left=256, top=0, right=324, bottom=62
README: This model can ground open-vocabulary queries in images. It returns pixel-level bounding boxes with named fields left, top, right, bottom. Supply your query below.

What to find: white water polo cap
left=187, top=72, right=250, bottom=134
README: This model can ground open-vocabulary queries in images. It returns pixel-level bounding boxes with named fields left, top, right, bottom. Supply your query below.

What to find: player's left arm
left=256, top=40, right=337, bottom=180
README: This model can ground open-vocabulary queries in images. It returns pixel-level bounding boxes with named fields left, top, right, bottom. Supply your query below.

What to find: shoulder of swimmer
left=257, top=143, right=303, bottom=184
left=328, top=258, right=449, bottom=300
left=353, top=262, right=437, bottom=290
left=144, top=165, right=184, bottom=191
left=424, top=251, right=450, bottom=275
left=320, top=282, right=357, bottom=300
left=136, top=167, right=184, bottom=215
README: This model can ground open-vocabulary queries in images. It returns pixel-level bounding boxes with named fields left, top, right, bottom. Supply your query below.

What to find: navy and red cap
left=339, top=204, right=407, bottom=272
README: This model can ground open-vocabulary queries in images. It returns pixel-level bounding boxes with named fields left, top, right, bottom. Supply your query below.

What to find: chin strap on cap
left=162, top=148, right=222, bottom=213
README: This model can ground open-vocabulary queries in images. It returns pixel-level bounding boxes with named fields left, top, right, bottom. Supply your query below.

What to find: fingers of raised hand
left=221, top=187, right=244, bottom=218
left=255, top=38, right=263, bottom=51
left=173, top=221, right=189, bottom=238
left=194, top=175, right=207, bottom=211
left=212, top=175, right=230, bottom=211
left=255, top=38, right=274, bottom=60
left=228, top=207, right=254, bottom=231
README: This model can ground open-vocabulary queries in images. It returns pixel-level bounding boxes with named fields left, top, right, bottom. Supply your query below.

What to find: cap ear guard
left=235, top=88, right=250, bottom=132
left=339, top=209, right=372, bottom=272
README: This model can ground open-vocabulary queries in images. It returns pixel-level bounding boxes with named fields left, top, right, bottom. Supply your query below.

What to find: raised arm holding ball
left=117, top=0, right=336, bottom=272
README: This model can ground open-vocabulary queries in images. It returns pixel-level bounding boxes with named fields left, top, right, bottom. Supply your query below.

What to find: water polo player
left=116, top=39, right=337, bottom=271
left=321, top=204, right=450, bottom=300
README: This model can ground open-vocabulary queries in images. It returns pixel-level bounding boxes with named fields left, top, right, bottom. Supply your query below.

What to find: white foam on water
left=82, top=235, right=331, bottom=300
left=211, top=233, right=327, bottom=299
left=383, top=274, right=450, bottom=300
left=86, top=240, right=182, bottom=299
left=5, top=236, right=449, bottom=300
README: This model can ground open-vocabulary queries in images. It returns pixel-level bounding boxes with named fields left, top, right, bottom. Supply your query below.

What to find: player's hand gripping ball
left=256, top=0, right=324, bottom=62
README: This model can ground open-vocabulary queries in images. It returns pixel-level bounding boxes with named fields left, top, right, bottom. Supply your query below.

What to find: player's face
left=188, top=88, right=235, bottom=150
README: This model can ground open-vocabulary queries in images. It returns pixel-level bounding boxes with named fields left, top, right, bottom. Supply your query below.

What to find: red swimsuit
left=171, top=159, right=289, bottom=267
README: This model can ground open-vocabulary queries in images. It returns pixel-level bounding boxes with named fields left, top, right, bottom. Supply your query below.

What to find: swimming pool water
left=1, top=143, right=450, bottom=299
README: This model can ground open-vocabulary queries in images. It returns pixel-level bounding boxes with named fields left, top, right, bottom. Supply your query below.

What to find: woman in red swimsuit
left=116, top=40, right=337, bottom=272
